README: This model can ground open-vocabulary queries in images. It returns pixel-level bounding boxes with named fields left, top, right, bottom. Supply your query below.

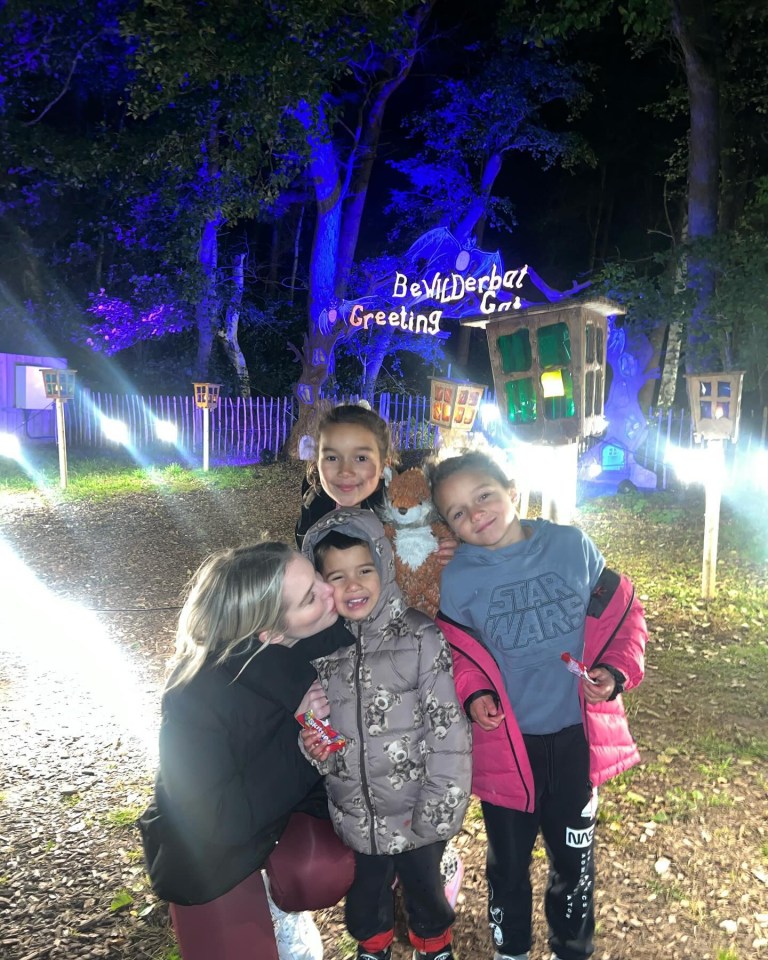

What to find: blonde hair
left=168, top=542, right=295, bottom=689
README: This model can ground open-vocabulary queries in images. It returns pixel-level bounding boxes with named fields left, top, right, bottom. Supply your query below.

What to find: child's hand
left=295, top=680, right=330, bottom=721
left=469, top=694, right=505, bottom=731
left=300, top=726, right=333, bottom=762
left=583, top=667, right=617, bottom=703
left=434, top=535, right=459, bottom=566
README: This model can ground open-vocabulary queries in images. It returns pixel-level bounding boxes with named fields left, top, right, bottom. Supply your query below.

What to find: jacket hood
left=301, top=508, right=405, bottom=632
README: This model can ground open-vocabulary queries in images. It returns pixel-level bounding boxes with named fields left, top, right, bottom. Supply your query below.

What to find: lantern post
left=428, top=376, right=486, bottom=449
left=684, top=371, right=745, bottom=599
left=192, top=382, right=221, bottom=472
left=41, top=368, right=77, bottom=489
left=463, top=298, right=621, bottom=524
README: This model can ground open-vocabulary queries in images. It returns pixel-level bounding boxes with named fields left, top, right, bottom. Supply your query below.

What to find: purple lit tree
left=115, top=0, right=435, bottom=415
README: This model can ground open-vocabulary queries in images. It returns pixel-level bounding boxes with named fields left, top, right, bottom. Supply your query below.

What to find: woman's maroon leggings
left=169, top=812, right=355, bottom=960
left=170, top=868, right=279, bottom=960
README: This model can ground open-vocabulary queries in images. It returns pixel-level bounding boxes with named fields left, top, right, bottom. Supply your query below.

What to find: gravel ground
left=1, top=464, right=766, bottom=960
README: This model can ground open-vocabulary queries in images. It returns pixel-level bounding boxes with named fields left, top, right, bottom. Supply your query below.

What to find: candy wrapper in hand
left=298, top=709, right=347, bottom=753
left=561, top=652, right=597, bottom=684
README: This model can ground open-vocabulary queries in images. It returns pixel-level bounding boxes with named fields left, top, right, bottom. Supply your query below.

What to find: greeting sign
left=318, top=228, right=532, bottom=340
left=348, top=261, right=528, bottom=335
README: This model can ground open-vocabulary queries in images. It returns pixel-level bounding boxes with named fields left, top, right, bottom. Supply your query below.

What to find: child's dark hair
left=428, top=451, right=513, bottom=512
left=313, top=530, right=370, bottom=572
left=306, top=403, right=397, bottom=490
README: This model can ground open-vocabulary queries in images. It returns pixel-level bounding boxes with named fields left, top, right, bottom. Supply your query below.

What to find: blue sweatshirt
left=439, top=518, right=604, bottom=735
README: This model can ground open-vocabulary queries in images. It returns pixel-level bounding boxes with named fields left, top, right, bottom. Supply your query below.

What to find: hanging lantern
left=41, top=368, right=77, bottom=401
left=192, top=382, right=221, bottom=411
left=463, top=299, right=621, bottom=445
left=685, top=371, right=745, bottom=443
left=428, top=377, right=486, bottom=431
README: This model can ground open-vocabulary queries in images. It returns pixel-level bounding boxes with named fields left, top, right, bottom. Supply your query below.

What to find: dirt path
left=1, top=471, right=766, bottom=960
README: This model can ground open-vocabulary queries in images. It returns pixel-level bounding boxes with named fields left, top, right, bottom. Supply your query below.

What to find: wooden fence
left=48, top=389, right=767, bottom=487
left=60, top=390, right=442, bottom=458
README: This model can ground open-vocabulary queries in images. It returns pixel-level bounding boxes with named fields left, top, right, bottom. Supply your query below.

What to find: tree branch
left=23, top=36, right=97, bottom=126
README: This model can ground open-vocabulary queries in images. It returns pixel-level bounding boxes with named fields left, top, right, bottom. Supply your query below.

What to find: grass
left=109, top=889, right=134, bottom=912
left=156, top=948, right=181, bottom=960
left=105, top=805, right=145, bottom=828
left=0, top=449, right=261, bottom=499
left=336, top=931, right=357, bottom=960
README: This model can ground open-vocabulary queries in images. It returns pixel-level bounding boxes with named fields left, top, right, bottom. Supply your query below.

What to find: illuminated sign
left=345, top=257, right=529, bottom=337
left=393, top=262, right=528, bottom=314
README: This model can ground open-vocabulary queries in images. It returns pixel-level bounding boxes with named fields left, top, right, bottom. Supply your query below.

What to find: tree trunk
left=194, top=216, right=221, bottom=379
left=284, top=8, right=435, bottom=457
left=290, top=204, right=305, bottom=305
left=671, top=0, right=721, bottom=372
left=220, top=253, right=250, bottom=397
left=334, top=1, right=434, bottom=291
left=454, top=153, right=502, bottom=367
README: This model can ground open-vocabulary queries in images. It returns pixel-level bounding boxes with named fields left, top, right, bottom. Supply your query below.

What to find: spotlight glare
left=480, top=402, right=501, bottom=428
left=0, top=432, right=22, bottom=460
left=664, top=443, right=707, bottom=485
left=101, top=418, right=130, bottom=444
left=155, top=419, right=178, bottom=443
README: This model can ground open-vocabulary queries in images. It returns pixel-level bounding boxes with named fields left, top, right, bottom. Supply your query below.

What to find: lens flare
left=0, top=538, right=158, bottom=762
left=0, top=432, right=22, bottom=460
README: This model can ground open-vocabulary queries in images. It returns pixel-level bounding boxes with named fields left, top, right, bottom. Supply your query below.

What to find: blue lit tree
left=116, top=0, right=436, bottom=422
left=386, top=36, right=592, bottom=246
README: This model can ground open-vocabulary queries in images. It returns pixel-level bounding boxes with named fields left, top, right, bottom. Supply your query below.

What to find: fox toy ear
left=383, top=464, right=394, bottom=486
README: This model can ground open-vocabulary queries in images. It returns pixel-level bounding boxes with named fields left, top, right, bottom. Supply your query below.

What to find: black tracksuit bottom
left=345, top=839, right=454, bottom=943
left=482, top=723, right=596, bottom=960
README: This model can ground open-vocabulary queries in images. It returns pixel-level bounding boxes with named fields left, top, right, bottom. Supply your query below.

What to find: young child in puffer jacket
left=301, top=508, right=472, bottom=960
left=429, top=451, right=647, bottom=960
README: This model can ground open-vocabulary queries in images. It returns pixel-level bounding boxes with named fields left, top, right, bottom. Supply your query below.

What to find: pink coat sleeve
left=450, top=643, right=494, bottom=710
left=587, top=574, right=647, bottom=692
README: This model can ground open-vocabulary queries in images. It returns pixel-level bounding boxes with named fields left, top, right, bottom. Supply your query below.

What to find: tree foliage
left=387, top=35, right=593, bottom=244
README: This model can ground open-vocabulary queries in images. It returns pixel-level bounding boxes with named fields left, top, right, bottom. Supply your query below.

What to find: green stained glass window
left=537, top=322, right=571, bottom=367
left=505, top=378, right=537, bottom=423
left=498, top=329, right=532, bottom=374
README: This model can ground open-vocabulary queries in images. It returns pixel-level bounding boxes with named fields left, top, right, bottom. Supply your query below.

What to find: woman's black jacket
left=139, top=623, right=351, bottom=905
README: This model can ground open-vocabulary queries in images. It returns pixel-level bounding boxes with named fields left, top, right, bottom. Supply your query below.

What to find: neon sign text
left=348, top=303, right=440, bottom=335
left=345, top=259, right=529, bottom=337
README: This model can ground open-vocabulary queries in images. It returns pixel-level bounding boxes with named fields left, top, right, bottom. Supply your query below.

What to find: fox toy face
left=377, top=468, right=451, bottom=618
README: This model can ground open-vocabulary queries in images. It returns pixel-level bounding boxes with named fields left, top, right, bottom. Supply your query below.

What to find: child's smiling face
left=317, top=423, right=385, bottom=507
left=434, top=468, right=521, bottom=550
left=319, top=543, right=382, bottom=621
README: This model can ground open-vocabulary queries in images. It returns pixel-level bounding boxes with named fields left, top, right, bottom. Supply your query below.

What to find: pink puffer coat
left=436, top=569, right=647, bottom=812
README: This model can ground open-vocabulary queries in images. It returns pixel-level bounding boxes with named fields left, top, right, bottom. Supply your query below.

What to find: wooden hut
left=0, top=353, right=68, bottom=441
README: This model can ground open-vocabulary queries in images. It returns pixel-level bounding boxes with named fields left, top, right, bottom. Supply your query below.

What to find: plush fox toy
left=377, top=467, right=452, bottom=619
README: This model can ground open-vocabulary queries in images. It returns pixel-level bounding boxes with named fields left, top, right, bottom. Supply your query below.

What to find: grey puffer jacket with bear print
left=302, top=508, right=472, bottom=857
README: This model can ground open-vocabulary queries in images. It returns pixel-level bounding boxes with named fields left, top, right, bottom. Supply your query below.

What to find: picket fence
left=60, top=389, right=440, bottom=458
left=52, top=388, right=766, bottom=489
